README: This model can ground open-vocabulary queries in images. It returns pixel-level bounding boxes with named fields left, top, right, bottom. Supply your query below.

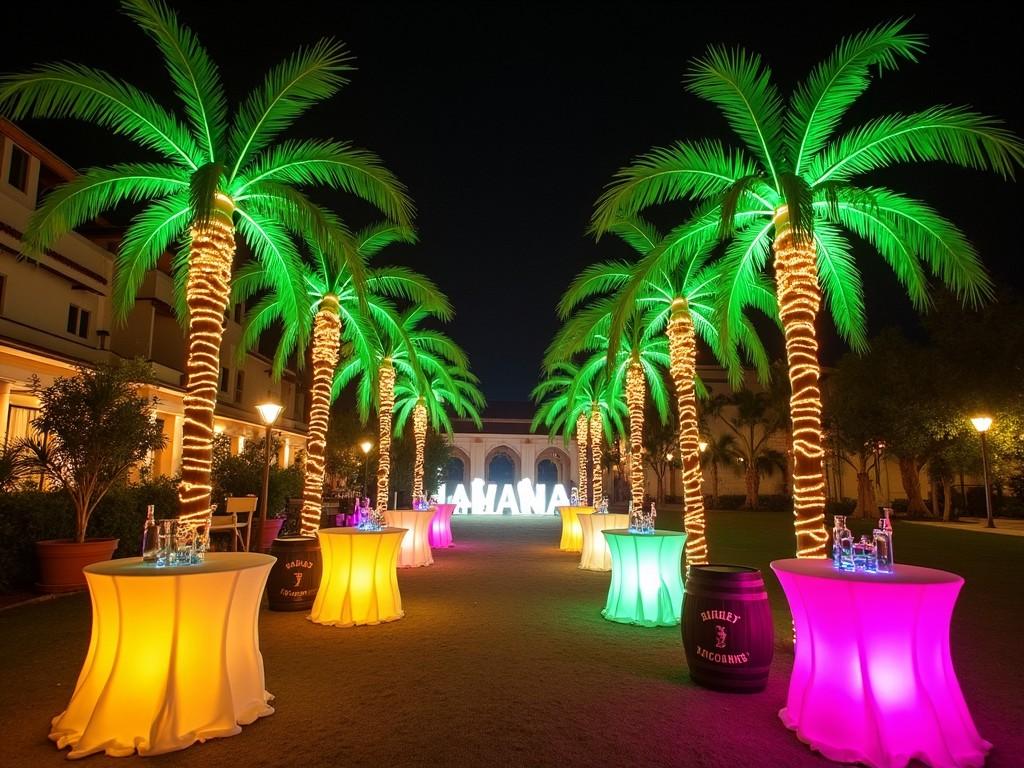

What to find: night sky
left=6, top=4, right=1024, bottom=402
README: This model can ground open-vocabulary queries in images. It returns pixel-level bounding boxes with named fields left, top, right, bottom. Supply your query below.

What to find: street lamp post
left=970, top=417, right=995, bottom=529
left=255, top=403, right=284, bottom=545
left=359, top=440, right=373, bottom=498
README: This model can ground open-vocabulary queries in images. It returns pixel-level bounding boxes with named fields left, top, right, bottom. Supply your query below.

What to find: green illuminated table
left=601, top=529, right=686, bottom=627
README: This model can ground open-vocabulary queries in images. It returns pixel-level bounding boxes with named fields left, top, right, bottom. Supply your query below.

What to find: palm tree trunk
left=299, top=297, right=341, bottom=536
left=590, top=408, right=603, bottom=504
left=375, top=358, right=395, bottom=514
left=626, top=359, right=646, bottom=513
left=711, top=462, right=720, bottom=509
left=744, top=463, right=758, bottom=509
left=179, top=195, right=235, bottom=525
left=899, top=456, right=929, bottom=516
left=576, top=412, right=589, bottom=504
left=412, top=399, right=427, bottom=500
left=773, top=208, right=828, bottom=558
left=667, top=299, right=709, bottom=567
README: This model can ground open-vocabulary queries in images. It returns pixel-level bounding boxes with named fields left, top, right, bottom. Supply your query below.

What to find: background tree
left=700, top=432, right=738, bottom=509
left=709, top=389, right=786, bottom=509
left=18, top=361, right=166, bottom=543
left=642, top=404, right=679, bottom=503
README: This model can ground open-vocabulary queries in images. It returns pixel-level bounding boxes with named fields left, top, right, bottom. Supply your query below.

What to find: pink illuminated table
left=772, top=558, right=990, bottom=768
left=428, top=504, right=457, bottom=548
left=383, top=509, right=434, bottom=567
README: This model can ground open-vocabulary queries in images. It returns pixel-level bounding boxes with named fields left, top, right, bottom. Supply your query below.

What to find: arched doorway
left=537, top=459, right=558, bottom=486
left=485, top=445, right=520, bottom=485
left=446, top=456, right=465, bottom=486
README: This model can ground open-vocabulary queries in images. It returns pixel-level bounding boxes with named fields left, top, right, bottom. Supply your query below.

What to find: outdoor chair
left=209, top=496, right=258, bottom=551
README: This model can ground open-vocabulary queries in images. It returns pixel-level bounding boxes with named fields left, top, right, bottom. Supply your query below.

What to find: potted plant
left=19, top=361, right=166, bottom=592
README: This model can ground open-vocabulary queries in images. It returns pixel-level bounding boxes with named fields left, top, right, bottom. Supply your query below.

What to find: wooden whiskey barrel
left=682, top=565, right=773, bottom=692
left=267, top=536, right=322, bottom=611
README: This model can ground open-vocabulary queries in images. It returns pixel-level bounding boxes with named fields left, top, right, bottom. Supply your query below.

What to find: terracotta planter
left=35, top=538, right=119, bottom=594
left=255, top=517, right=285, bottom=553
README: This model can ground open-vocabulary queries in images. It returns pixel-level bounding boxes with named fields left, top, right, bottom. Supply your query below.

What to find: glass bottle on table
left=141, top=505, right=159, bottom=563
left=833, top=516, right=854, bottom=571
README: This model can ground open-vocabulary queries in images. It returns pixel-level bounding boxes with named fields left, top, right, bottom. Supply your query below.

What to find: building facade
left=0, top=120, right=308, bottom=471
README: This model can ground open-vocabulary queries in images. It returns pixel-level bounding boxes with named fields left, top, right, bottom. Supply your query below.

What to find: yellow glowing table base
left=50, top=553, right=276, bottom=759
left=578, top=513, right=630, bottom=571
left=310, top=527, right=406, bottom=626
left=557, top=506, right=595, bottom=552
left=384, top=509, right=435, bottom=567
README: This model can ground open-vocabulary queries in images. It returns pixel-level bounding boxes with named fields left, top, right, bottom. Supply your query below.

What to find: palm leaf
left=813, top=221, right=867, bottom=351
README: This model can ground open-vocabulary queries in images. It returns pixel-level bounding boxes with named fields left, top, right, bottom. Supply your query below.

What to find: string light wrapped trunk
left=626, top=358, right=646, bottom=514
left=590, top=408, right=603, bottom=504
left=773, top=208, right=828, bottom=558
left=179, top=194, right=235, bottom=525
left=299, top=295, right=342, bottom=536
left=375, top=358, right=396, bottom=515
left=412, top=399, right=428, bottom=500
left=576, top=412, right=589, bottom=505
left=667, top=298, right=708, bottom=567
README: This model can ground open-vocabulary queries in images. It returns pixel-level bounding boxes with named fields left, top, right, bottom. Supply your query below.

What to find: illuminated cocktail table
left=310, top=527, right=406, bottom=626
left=602, top=529, right=686, bottom=627
left=557, top=506, right=595, bottom=552
left=428, top=503, right=457, bottom=548
left=772, top=558, right=991, bottom=768
left=578, top=512, right=630, bottom=571
left=384, top=509, right=435, bottom=567
left=50, top=553, right=276, bottom=758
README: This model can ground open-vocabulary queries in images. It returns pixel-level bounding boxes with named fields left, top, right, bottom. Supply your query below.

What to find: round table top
left=319, top=526, right=407, bottom=537
left=602, top=529, right=687, bottom=539
left=84, top=552, right=276, bottom=577
left=771, top=557, right=963, bottom=586
left=386, top=509, right=436, bottom=517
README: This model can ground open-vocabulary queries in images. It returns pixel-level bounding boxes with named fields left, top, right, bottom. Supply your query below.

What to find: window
left=7, top=144, right=29, bottom=192
left=0, top=274, right=6, bottom=314
left=66, top=305, right=90, bottom=339
left=235, top=370, right=245, bottom=403
left=220, top=367, right=230, bottom=393
left=233, top=301, right=244, bottom=324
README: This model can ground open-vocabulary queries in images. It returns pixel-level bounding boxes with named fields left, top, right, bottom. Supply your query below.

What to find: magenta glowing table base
left=771, top=558, right=991, bottom=768
left=428, top=504, right=456, bottom=548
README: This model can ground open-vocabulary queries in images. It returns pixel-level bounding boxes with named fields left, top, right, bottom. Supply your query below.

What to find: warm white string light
left=590, top=408, right=603, bottom=504
left=774, top=208, right=828, bottom=558
left=375, top=359, right=396, bottom=517
left=299, top=296, right=341, bottom=536
left=626, top=359, right=646, bottom=514
left=667, top=299, right=709, bottom=567
left=576, top=412, right=589, bottom=505
left=179, top=194, right=235, bottom=525
left=412, top=398, right=428, bottom=500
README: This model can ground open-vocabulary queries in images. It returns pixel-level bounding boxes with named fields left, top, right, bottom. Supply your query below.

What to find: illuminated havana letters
left=434, top=479, right=570, bottom=515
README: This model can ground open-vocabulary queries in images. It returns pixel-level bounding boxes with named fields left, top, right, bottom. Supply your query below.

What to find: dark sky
left=6, top=4, right=1024, bottom=402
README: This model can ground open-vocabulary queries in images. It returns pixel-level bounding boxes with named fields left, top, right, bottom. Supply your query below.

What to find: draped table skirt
left=384, top=509, right=435, bottom=567
left=602, top=529, right=686, bottom=627
left=578, top=513, right=630, bottom=571
left=557, top=506, right=595, bottom=552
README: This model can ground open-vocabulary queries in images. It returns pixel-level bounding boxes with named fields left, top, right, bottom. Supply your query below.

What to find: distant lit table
left=384, top=509, right=435, bottom=567
left=310, top=527, right=406, bottom=627
left=557, top=506, right=595, bottom=552
left=50, top=553, right=275, bottom=758
left=429, top=503, right=457, bottom=548
left=602, top=530, right=686, bottom=627
left=772, top=558, right=991, bottom=768
left=578, top=513, right=630, bottom=571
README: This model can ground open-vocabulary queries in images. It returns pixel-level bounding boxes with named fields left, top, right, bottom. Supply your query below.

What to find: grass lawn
left=1, top=510, right=1021, bottom=767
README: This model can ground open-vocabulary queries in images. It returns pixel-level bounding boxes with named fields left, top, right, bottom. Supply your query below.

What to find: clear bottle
left=881, top=507, right=894, bottom=563
left=874, top=510, right=894, bottom=573
left=834, top=516, right=855, bottom=571
left=627, top=499, right=637, bottom=532
left=141, top=505, right=159, bottom=563
left=648, top=502, right=658, bottom=534
left=832, top=515, right=847, bottom=567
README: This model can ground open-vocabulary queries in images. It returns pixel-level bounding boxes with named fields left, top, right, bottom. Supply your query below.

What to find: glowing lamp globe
left=256, top=402, right=284, bottom=426
left=970, top=416, right=992, bottom=433
left=359, top=440, right=373, bottom=454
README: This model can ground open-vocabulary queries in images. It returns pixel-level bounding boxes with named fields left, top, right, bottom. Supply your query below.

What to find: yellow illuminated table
left=557, top=506, right=595, bottom=552
left=310, top=527, right=406, bottom=626
left=383, top=509, right=435, bottom=567
left=50, top=553, right=276, bottom=759
left=578, top=513, right=630, bottom=571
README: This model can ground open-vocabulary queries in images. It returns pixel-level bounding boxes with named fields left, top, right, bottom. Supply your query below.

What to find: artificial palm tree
left=393, top=357, right=484, bottom=500
left=592, top=20, right=1023, bottom=556
left=236, top=220, right=447, bottom=534
left=558, top=215, right=772, bottom=565
left=531, top=361, right=626, bottom=505
left=0, top=0, right=414, bottom=523
left=334, top=307, right=463, bottom=514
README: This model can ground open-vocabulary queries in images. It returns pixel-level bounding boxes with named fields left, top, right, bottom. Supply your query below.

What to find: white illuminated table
left=772, top=559, right=991, bottom=768
left=578, top=513, right=630, bottom=571
left=310, top=527, right=406, bottom=627
left=384, top=509, right=435, bottom=567
left=50, top=553, right=275, bottom=759
left=557, top=506, right=595, bottom=552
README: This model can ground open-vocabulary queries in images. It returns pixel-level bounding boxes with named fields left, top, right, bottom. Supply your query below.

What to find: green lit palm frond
left=351, top=221, right=418, bottom=257
left=0, top=62, right=200, bottom=168
left=810, top=106, right=1024, bottom=185
left=121, top=0, right=226, bottom=164
left=557, top=260, right=634, bottom=319
left=366, top=267, right=452, bottom=320
left=21, top=163, right=189, bottom=257
left=813, top=221, right=867, bottom=351
left=685, top=46, right=786, bottom=191
left=227, top=38, right=352, bottom=182
left=787, top=19, right=925, bottom=174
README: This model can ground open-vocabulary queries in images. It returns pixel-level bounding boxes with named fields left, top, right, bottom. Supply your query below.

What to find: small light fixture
left=214, top=423, right=225, bottom=434
left=360, top=440, right=373, bottom=455
left=698, top=440, right=708, bottom=453
left=256, top=402, right=284, bottom=426
left=970, top=416, right=992, bottom=433
left=666, top=452, right=674, bottom=462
